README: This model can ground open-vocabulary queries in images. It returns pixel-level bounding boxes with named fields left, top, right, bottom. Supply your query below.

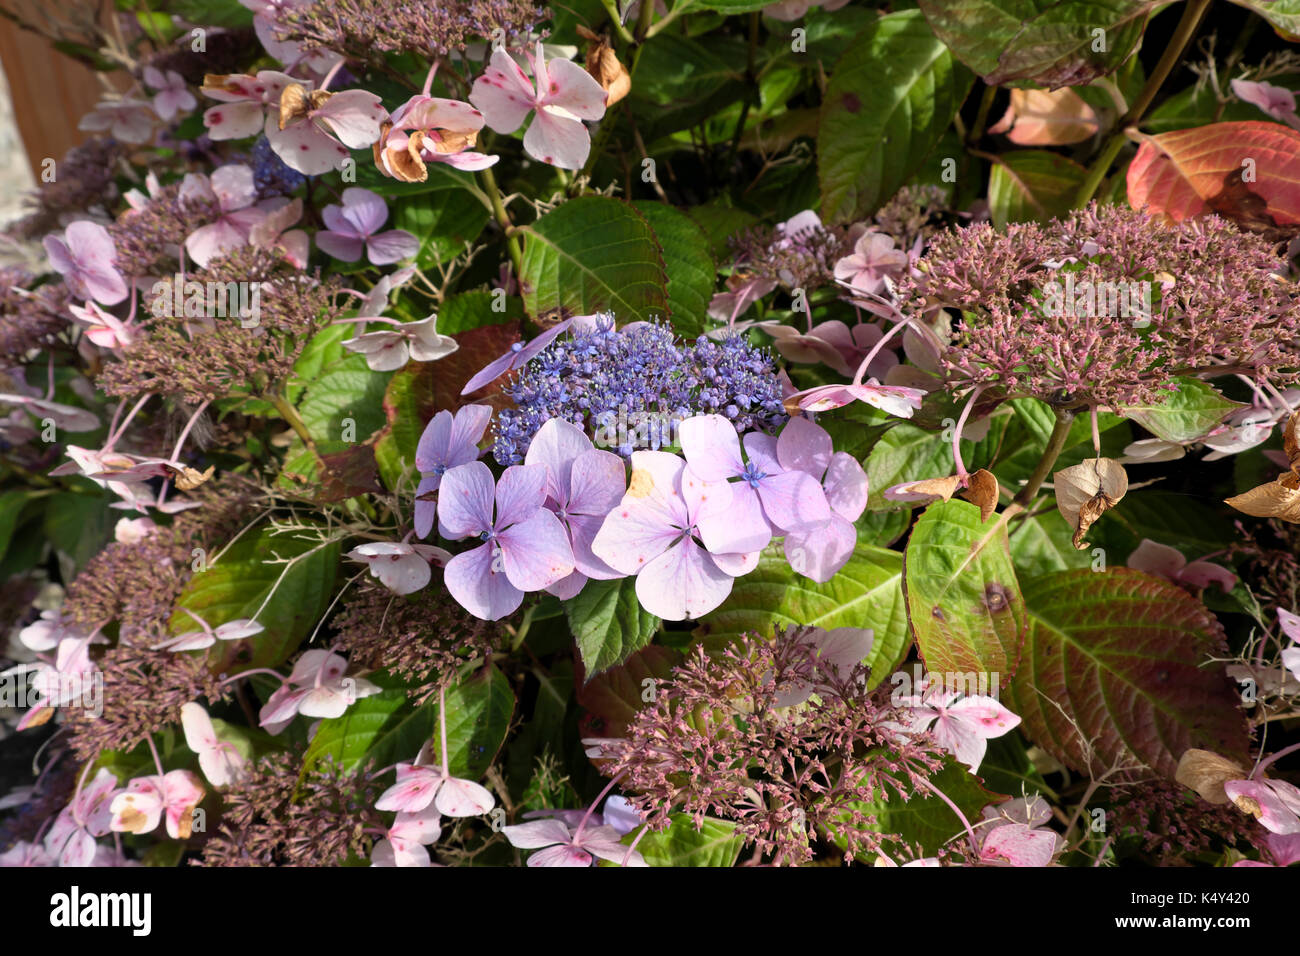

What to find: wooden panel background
left=0, top=16, right=106, bottom=178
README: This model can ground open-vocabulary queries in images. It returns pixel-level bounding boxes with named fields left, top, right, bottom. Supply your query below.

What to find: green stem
left=1074, top=0, right=1213, bottom=207
left=479, top=166, right=523, bottom=276
left=600, top=0, right=636, bottom=44
left=634, top=0, right=656, bottom=42
left=967, top=84, right=997, bottom=145
left=269, top=391, right=318, bottom=459
left=1013, top=408, right=1076, bottom=507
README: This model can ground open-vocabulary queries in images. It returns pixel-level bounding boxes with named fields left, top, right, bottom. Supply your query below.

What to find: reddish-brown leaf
left=1007, top=568, right=1249, bottom=780
left=1127, top=121, right=1300, bottom=239
left=432, top=323, right=521, bottom=413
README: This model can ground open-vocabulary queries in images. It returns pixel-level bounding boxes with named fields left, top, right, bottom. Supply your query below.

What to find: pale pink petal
left=528, top=843, right=592, bottom=867
left=695, top=482, right=770, bottom=554
left=784, top=515, right=857, bottom=582
left=540, top=56, right=607, bottom=120
left=523, top=109, right=592, bottom=169
left=375, top=764, right=442, bottom=813
left=635, top=538, right=734, bottom=621
left=443, top=542, right=524, bottom=621
left=469, top=48, right=536, bottom=133
left=315, top=230, right=367, bottom=262
left=315, top=90, right=388, bottom=148
left=497, top=509, right=575, bottom=591
left=1126, top=539, right=1186, bottom=580
left=824, top=452, right=868, bottom=520
left=776, top=415, right=833, bottom=479
left=434, top=777, right=495, bottom=817
left=366, top=230, right=420, bottom=265
left=438, top=461, right=497, bottom=537
left=679, top=414, right=744, bottom=480
left=502, top=818, right=570, bottom=849
left=495, top=463, right=550, bottom=528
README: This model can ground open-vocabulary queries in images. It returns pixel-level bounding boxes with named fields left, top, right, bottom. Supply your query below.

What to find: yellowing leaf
left=989, top=88, right=1100, bottom=145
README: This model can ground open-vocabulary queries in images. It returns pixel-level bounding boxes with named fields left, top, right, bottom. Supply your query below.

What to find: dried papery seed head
left=1175, top=748, right=1248, bottom=805
left=279, top=84, right=330, bottom=129
left=884, top=474, right=963, bottom=503
left=1054, top=457, right=1128, bottom=549
left=174, top=465, right=215, bottom=491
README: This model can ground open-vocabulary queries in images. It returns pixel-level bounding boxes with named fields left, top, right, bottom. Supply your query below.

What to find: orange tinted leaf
left=990, top=88, right=1100, bottom=145
left=1127, top=121, right=1300, bottom=238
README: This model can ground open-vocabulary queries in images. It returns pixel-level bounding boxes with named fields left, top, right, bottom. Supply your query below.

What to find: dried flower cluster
left=607, top=627, right=953, bottom=866
left=911, top=205, right=1300, bottom=408
left=96, top=248, right=337, bottom=404
left=330, top=580, right=501, bottom=701
left=275, top=0, right=549, bottom=61
left=199, top=753, right=380, bottom=867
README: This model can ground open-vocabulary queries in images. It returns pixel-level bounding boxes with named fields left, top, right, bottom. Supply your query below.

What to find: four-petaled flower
left=414, top=404, right=492, bottom=539
left=523, top=417, right=627, bottom=599
left=376, top=95, right=498, bottom=180
left=109, top=770, right=206, bottom=839
left=143, top=66, right=197, bottom=122
left=470, top=43, right=608, bottom=170
left=679, top=413, right=831, bottom=556
left=43, top=221, right=128, bottom=306
left=591, top=450, right=743, bottom=621
left=775, top=417, right=868, bottom=581
left=347, top=541, right=451, bottom=595
left=893, top=677, right=1020, bottom=772
left=438, top=462, right=576, bottom=620
left=501, top=818, right=647, bottom=867
left=315, top=188, right=420, bottom=265
left=375, top=762, right=495, bottom=818
left=44, top=768, right=118, bottom=867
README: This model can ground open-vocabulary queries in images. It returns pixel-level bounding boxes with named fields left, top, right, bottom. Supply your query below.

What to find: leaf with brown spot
left=1054, top=457, right=1128, bottom=549
left=1175, top=748, right=1248, bottom=805
left=1127, top=121, right=1300, bottom=238
left=961, top=468, right=1000, bottom=521
left=903, top=499, right=1026, bottom=678
left=1007, top=569, right=1249, bottom=780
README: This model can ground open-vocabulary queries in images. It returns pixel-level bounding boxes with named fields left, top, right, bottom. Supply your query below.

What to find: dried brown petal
left=1285, top=408, right=1300, bottom=475
left=175, top=465, right=215, bottom=491
left=1175, top=749, right=1247, bottom=805
left=583, top=35, right=630, bottom=107
left=960, top=468, right=999, bottom=521
left=894, top=474, right=963, bottom=502
left=1225, top=470, right=1300, bottom=522
left=279, top=85, right=329, bottom=130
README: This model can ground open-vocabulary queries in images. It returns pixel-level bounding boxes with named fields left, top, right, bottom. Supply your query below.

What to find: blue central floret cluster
left=491, top=319, right=788, bottom=464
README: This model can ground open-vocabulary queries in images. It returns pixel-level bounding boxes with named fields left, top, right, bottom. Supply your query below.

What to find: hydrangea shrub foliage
left=2, top=0, right=1300, bottom=869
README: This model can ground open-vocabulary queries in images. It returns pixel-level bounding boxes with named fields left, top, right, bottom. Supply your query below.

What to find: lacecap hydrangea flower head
left=489, top=314, right=788, bottom=464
